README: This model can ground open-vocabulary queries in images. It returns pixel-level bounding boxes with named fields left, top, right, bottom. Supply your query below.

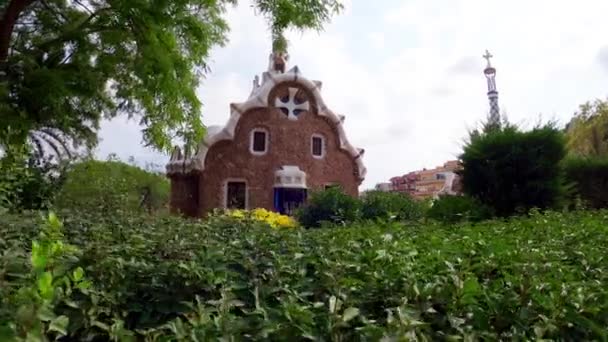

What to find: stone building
left=414, top=160, right=462, bottom=200
left=389, top=160, right=462, bottom=200
left=166, top=53, right=366, bottom=217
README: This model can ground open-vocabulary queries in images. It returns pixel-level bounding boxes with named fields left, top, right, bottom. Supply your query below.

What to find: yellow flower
left=230, top=209, right=246, bottom=219
left=223, top=208, right=297, bottom=228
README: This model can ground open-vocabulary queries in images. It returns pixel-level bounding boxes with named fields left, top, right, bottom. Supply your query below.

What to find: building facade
left=413, top=160, right=461, bottom=200
left=388, top=160, right=462, bottom=200
left=166, top=53, right=366, bottom=217
left=390, top=171, right=419, bottom=194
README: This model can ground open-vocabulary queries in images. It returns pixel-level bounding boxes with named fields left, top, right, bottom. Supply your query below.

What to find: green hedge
left=360, top=190, right=424, bottom=222
left=296, top=187, right=360, bottom=228
left=2, top=210, right=608, bottom=340
left=55, top=159, right=169, bottom=214
left=563, top=157, right=608, bottom=209
left=296, top=188, right=425, bottom=228
left=460, top=124, right=567, bottom=216
left=427, top=195, right=493, bottom=223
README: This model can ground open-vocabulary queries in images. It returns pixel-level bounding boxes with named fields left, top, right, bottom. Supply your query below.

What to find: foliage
left=565, top=98, right=608, bottom=157
left=1, top=212, right=91, bottom=341
left=55, top=159, right=169, bottom=214
left=360, top=190, right=424, bottom=222
left=562, top=156, right=608, bottom=209
left=426, top=195, right=493, bottom=224
left=296, top=187, right=360, bottom=228
left=460, top=123, right=567, bottom=217
left=255, top=0, right=344, bottom=53
left=0, top=150, right=66, bottom=212
left=2, top=209, right=608, bottom=340
left=26, top=127, right=75, bottom=163
left=220, top=208, right=298, bottom=228
left=0, top=0, right=344, bottom=154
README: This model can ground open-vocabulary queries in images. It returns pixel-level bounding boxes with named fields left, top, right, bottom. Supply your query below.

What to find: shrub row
left=55, top=159, right=170, bottom=214
left=426, top=195, right=493, bottom=223
left=562, top=157, right=608, bottom=209
left=296, top=187, right=425, bottom=228
left=2, top=210, right=607, bottom=340
left=459, top=124, right=567, bottom=217
left=458, top=122, right=608, bottom=217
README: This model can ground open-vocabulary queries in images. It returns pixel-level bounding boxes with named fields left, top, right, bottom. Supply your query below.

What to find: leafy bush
left=55, top=159, right=169, bottom=214
left=360, top=190, right=424, bottom=222
left=296, top=187, right=360, bottom=228
left=0, top=153, right=65, bottom=212
left=1, top=212, right=89, bottom=341
left=565, top=97, right=608, bottom=157
left=2, top=210, right=608, bottom=340
left=460, top=123, right=567, bottom=216
left=426, top=195, right=493, bottom=223
left=563, top=157, right=608, bottom=209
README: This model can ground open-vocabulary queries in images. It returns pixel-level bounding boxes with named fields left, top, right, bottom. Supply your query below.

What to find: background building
left=374, top=182, right=393, bottom=192
left=386, top=160, right=462, bottom=200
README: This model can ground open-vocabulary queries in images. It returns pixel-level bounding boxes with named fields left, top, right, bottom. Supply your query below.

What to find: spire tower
left=483, top=50, right=500, bottom=127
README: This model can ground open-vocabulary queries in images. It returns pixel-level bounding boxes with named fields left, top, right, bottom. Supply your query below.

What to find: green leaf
left=77, top=280, right=92, bottom=290
left=462, top=277, right=481, bottom=296
left=37, top=271, right=54, bottom=299
left=48, top=315, right=69, bottom=336
left=72, top=267, right=84, bottom=282
left=342, top=307, right=360, bottom=322
left=92, top=321, right=110, bottom=332
left=37, top=304, right=56, bottom=322
left=48, top=212, right=60, bottom=228
left=31, top=241, right=47, bottom=271
left=329, top=296, right=337, bottom=314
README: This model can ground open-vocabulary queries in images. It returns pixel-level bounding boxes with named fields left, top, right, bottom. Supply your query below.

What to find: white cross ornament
left=275, top=87, right=310, bottom=120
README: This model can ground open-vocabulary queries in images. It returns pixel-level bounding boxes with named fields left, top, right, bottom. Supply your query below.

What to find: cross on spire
left=482, top=50, right=500, bottom=129
left=483, top=49, right=493, bottom=68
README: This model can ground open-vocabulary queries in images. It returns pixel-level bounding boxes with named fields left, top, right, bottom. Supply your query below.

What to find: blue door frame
left=273, top=187, right=307, bottom=215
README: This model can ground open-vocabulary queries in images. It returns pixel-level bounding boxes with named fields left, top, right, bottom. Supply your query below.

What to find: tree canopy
left=565, top=98, right=608, bottom=157
left=0, top=0, right=343, bottom=155
left=459, top=123, right=567, bottom=216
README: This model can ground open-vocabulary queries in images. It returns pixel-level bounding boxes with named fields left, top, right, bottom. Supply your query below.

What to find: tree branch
left=40, top=0, right=69, bottom=23
left=73, top=0, right=94, bottom=15
left=35, top=7, right=111, bottom=50
left=0, top=0, right=37, bottom=74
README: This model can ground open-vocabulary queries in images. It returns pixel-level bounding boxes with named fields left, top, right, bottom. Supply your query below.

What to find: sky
left=96, top=0, right=608, bottom=190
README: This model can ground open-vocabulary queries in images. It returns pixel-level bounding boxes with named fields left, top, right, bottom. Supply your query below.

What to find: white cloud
left=97, top=0, right=608, bottom=190
left=597, top=46, right=608, bottom=72
left=448, top=56, right=480, bottom=75
left=367, top=32, right=385, bottom=50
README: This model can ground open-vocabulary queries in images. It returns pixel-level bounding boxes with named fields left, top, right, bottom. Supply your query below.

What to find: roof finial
left=268, top=51, right=289, bottom=74
left=483, top=49, right=493, bottom=68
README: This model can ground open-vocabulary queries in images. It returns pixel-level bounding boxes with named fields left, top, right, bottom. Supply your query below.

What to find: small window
left=226, top=181, right=247, bottom=209
left=311, top=135, right=325, bottom=158
left=250, top=129, right=268, bottom=155
left=436, top=173, right=446, bottom=180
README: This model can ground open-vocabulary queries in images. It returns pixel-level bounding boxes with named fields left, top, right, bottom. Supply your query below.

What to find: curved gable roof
left=167, top=65, right=367, bottom=182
